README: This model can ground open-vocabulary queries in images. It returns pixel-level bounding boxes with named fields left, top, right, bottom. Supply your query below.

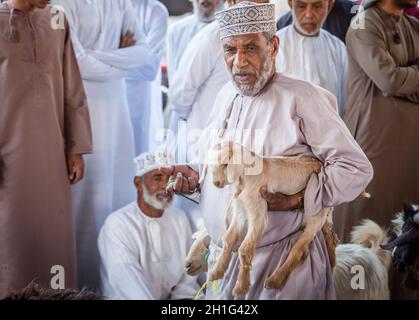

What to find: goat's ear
left=403, top=203, right=416, bottom=219
left=226, top=163, right=242, bottom=184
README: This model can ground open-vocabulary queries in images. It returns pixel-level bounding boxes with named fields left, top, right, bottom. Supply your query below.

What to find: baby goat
left=203, top=141, right=367, bottom=297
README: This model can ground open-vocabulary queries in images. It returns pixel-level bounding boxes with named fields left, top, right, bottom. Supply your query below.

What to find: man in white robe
left=276, top=0, right=348, bottom=116
left=98, top=151, right=200, bottom=299
left=162, top=2, right=373, bottom=299
left=167, top=0, right=225, bottom=138
left=167, top=0, right=269, bottom=231
left=167, top=0, right=225, bottom=83
left=127, top=0, right=168, bottom=154
left=52, top=0, right=154, bottom=290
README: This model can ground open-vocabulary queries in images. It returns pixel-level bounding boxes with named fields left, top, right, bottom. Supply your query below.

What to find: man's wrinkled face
left=394, top=0, right=418, bottom=8
left=222, top=33, right=278, bottom=96
left=193, top=0, right=224, bottom=22
left=28, top=0, right=50, bottom=8
left=290, top=0, right=331, bottom=36
left=136, top=169, right=173, bottom=211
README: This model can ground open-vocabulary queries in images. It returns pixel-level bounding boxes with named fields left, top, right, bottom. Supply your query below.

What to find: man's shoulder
left=346, top=6, right=386, bottom=37
left=276, top=24, right=292, bottom=37
left=320, top=29, right=346, bottom=50
left=273, top=73, right=339, bottom=115
left=276, top=11, right=292, bottom=30
left=404, top=11, right=419, bottom=27
left=102, top=202, right=138, bottom=231
left=273, top=73, right=335, bottom=100
left=169, top=14, right=198, bottom=34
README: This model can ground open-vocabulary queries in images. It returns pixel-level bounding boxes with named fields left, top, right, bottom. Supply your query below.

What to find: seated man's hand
left=160, top=165, right=199, bottom=196
left=259, top=186, right=303, bottom=212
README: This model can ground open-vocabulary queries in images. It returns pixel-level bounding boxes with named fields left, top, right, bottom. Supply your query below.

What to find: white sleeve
left=168, top=25, right=218, bottom=120
left=87, top=0, right=158, bottom=80
left=166, top=26, right=177, bottom=85
left=169, top=218, right=201, bottom=300
left=98, top=219, right=155, bottom=300
left=53, top=2, right=127, bottom=81
left=339, top=42, right=348, bottom=118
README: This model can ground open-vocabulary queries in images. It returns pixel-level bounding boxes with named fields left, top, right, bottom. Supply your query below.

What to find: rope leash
left=193, top=194, right=235, bottom=300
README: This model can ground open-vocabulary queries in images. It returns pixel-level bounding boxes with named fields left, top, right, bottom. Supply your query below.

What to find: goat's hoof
left=208, top=268, right=225, bottom=281
left=185, top=262, right=203, bottom=276
left=232, top=281, right=250, bottom=297
left=265, top=273, right=287, bottom=289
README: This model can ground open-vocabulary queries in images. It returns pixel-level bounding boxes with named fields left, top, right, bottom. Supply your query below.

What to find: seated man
left=98, top=151, right=200, bottom=299
left=276, top=0, right=348, bottom=116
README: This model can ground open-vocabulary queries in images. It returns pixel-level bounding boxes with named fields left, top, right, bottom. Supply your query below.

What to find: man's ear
left=271, top=35, right=280, bottom=57
left=134, top=176, right=142, bottom=192
left=288, top=0, right=293, bottom=10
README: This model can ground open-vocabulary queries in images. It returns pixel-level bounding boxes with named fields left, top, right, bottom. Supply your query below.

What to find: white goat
left=197, top=141, right=368, bottom=297
left=333, top=219, right=391, bottom=299
left=185, top=219, right=391, bottom=299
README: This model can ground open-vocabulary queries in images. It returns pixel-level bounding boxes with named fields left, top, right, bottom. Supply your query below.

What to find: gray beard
left=142, top=182, right=172, bottom=211
left=194, top=1, right=225, bottom=23
left=232, top=53, right=275, bottom=97
left=291, top=10, right=327, bottom=36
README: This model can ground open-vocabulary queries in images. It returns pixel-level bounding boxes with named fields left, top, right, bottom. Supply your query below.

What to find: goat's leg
left=265, top=208, right=331, bottom=289
left=233, top=196, right=268, bottom=297
left=208, top=201, right=244, bottom=281
left=321, top=211, right=339, bottom=270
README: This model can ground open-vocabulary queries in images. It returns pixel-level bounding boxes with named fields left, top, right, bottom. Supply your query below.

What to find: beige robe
left=334, top=5, right=419, bottom=299
left=0, top=3, right=92, bottom=297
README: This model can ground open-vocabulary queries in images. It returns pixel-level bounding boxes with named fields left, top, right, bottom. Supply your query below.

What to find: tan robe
left=334, top=5, right=419, bottom=299
left=0, top=3, right=92, bottom=297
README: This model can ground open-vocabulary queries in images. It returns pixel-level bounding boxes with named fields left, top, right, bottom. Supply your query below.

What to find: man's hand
left=160, top=165, right=199, bottom=196
left=119, top=30, right=136, bottom=48
left=259, top=186, right=302, bottom=212
left=66, top=154, right=85, bottom=185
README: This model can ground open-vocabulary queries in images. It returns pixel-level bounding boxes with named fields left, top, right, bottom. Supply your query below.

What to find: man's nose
left=234, top=50, right=248, bottom=69
left=305, top=6, right=314, bottom=19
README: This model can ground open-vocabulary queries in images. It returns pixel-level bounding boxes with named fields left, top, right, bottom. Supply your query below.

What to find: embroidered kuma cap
left=134, top=151, right=173, bottom=177
left=215, top=1, right=276, bottom=40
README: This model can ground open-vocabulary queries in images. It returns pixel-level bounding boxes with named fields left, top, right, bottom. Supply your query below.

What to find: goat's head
left=208, top=141, right=257, bottom=188
left=383, top=204, right=419, bottom=288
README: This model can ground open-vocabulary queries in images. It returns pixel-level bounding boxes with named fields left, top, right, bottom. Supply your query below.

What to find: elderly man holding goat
left=162, top=2, right=373, bottom=300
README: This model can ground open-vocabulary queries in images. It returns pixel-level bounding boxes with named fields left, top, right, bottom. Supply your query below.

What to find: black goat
left=383, top=204, right=419, bottom=290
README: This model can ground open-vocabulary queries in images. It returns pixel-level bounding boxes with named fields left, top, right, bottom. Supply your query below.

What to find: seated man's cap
left=215, top=1, right=276, bottom=40
left=134, top=151, right=173, bottom=177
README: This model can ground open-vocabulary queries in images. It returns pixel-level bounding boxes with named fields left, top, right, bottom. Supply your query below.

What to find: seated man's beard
left=142, top=182, right=173, bottom=211
left=232, top=49, right=275, bottom=97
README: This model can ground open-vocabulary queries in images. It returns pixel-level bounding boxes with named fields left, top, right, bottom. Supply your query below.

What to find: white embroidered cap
left=215, top=1, right=276, bottom=40
left=134, top=151, right=173, bottom=177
